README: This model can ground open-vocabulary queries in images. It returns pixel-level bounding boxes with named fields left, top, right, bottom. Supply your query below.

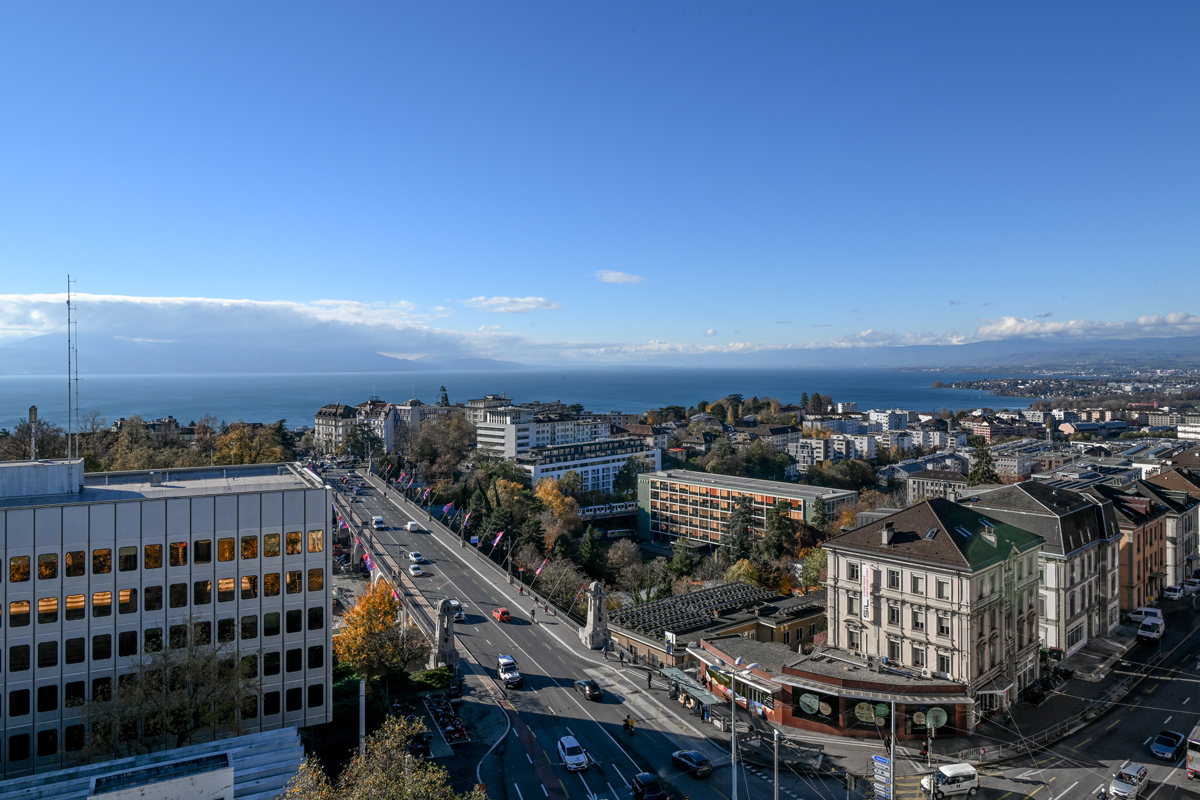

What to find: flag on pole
left=399, top=472, right=406, bottom=482
left=383, top=463, right=393, bottom=476
left=462, top=512, right=471, bottom=528
left=442, top=501, right=454, bottom=515
left=492, top=530, right=505, bottom=547
left=363, top=554, right=375, bottom=570
left=572, top=581, right=590, bottom=604
left=534, top=558, right=549, bottom=576
left=422, top=487, right=431, bottom=500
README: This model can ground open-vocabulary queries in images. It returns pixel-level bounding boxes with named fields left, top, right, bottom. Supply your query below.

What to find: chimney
left=881, top=520, right=895, bottom=546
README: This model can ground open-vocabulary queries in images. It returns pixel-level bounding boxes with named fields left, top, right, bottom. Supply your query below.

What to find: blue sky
left=2, top=2, right=1198, bottom=363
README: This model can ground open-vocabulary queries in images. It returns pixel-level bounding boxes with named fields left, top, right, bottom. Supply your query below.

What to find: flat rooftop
left=644, top=470, right=856, bottom=498
left=0, top=461, right=323, bottom=510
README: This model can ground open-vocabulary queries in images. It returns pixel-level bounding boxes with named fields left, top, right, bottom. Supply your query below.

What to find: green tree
left=272, top=420, right=298, bottom=460
left=613, top=457, right=649, bottom=499
left=550, top=532, right=576, bottom=562
left=760, top=501, right=798, bottom=560
left=967, top=441, right=1001, bottom=486
left=577, top=527, right=601, bottom=576
left=799, top=547, right=828, bottom=589
left=668, top=537, right=697, bottom=577
left=410, top=412, right=475, bottom=486
left=567, top=403, right=585, bottom=414
left=437, top=385, right=450, bottom=407
left=721, top=495, right=756, bottom=565
left=810, top=499, right=831, bottom=533
left=556, top=470, right=584, bottom=500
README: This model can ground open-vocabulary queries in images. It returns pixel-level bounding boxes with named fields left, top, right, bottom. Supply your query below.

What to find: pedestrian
left=603, top=643, right=609, bottom=661
left=620, top=651, right=625, bottom=665
left=647, top=671, right=652, bottom=689
left=518, top=585, right=523, bottom=595
left=530, top=606, right=537, bottom=624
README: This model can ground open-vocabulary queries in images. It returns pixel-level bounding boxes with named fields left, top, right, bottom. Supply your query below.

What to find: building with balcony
left=312, top=404, right=356, bottom=455
left=515, top=438, right=658, bottom=494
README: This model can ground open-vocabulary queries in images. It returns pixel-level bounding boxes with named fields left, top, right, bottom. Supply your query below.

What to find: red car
left=492, top=607, right=511, bottom=623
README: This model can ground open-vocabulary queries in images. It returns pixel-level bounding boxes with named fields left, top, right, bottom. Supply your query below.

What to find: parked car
left=921, top=763, right=980, bottom=799
left=557, top=736, right=588, bottom=771
left=408, top=564, right=423, bottom=577
left=631, top=772, right=669, bottom=800
left=493, top=607, right=511, bottom=622
left=1138, top=618, right=1165, bottom=641
left=1109, top=762, right=1149, bottom=799
left=1163, top=585, right=1184, bottom=600
left=671, top=749, right=714, bottom=777
left=574, top=679, right=603, bottom=701
left=1184, top=578, right=1200, bottom=595
left=1150, top=730, right=1185, bottom=760
left=408, top=551, right=424, bottom=563
left=1129, top=607, right=1163, bottom=623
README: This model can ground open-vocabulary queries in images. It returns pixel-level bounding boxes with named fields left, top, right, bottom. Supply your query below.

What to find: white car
left=557, top=735, right=588, bottom=771
left=372, top=516, right=385, bottom=530
left=1184, top=578, right=1200, bottom=595
left=1163, top=585, right=1184, bottom=600
left=447, top=599, right=466, bottom=622
left=408, top=564, right=423, bottom=577
left=408, top=552, right=424, bottom=563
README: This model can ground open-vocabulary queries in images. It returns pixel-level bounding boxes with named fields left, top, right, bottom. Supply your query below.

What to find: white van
left=406, top=521, right=421, bottom=532
left=1137, top=618, right=1165, bottom=641
left=920, top=764, right=980, bottom=799
left=1128, top=607, right=1163, bottom=623
left=372, top=516, right=385, bottom=530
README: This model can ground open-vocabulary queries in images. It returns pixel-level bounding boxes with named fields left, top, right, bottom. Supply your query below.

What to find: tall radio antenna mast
left=67, top=276, right=74, bottom=459
left=66, top=277, right=81, bottom=460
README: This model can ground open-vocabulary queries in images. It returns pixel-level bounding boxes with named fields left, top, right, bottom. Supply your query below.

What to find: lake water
left=0, top=367, right=1034, bottom=429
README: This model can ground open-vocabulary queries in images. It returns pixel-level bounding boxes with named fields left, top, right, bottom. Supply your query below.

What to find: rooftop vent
left=924, top=528, right=938, bottom=540
left=149, top=471, right=163, bottom=487
left=880, top=520, right=896, bottom=546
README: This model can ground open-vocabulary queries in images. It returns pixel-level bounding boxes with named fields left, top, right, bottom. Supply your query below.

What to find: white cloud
left=595, top=270, right=645, bottom=284
left=705, top=328, right=717, bottom=337
left=462, top=296, right=561, bottom=314
left=974, top=312, right=1200, bottom=340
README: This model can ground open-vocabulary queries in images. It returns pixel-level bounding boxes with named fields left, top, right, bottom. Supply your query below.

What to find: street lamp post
left=730, top=657, right=761, bottom=800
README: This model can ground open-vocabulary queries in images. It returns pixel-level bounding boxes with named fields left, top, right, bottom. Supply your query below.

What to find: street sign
left=873, top=770, right=891, bottom=784
left=873, top=756, right=891, bottom=765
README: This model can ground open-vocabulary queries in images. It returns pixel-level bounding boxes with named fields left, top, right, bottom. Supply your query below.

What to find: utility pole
left=359, top=679, right=366, bottom=755
left=774, top=729, right=781, bottom=800
left=730, top=672, right=738, bottom=800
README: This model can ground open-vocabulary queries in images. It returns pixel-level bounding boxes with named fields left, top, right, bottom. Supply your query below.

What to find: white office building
left=0, top=459, right=332, bottom=779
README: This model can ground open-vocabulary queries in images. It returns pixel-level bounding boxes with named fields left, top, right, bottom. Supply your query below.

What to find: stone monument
left=429, top=598, right=458, bottom=669
left=579, top=581, right=609, bottom=649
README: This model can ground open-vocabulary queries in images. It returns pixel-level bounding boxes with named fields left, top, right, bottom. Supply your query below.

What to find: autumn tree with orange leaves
left=334, top=581, right=429, bottom=685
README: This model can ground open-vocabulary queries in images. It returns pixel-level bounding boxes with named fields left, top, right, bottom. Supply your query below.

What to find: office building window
left=10, top=556, right=30, bottom=582
left=9, top=600, right=29, bottom=627
left=241, top=615, right=258, bottom=640
left=242, top=576, right=258, bottom=599
left=264, top=651, right=281, bottom=676
left=264, top=573, right=281, bottom=597
left=286, top=571, right=302, bottom=594
left=286, top=648, right=302, bottom=673
left=10, top=645, right=30, bottom=672
left=286, top=532, right=302, bottom=555
left=286, top=687, right=303, bottom=712
left=912, top=609, right=926, bottom=631
left=218, top=578, right=235, bottom=602
left=264, top=534, right=281, bottom=557
left=144, top=544, right=163, bottom=569
left=118, top=546, right=137, bottom=572
left=218, top=618, right=236, bottom=643
left=195, top=539, right=212, bottom=564
left=241, top=654, right=258, bottom=679
left=217, top=538, right=235, bottom=562
left=119, top=588, right=137, bottom=614
left=847, top=562, right=860, bottom=581
left=65, top=550, right=85, bottom=577
left=913, top=646, right=926, bottom=667
left=194, top=580, right=212, bottom=605
left=169, top=583, right=187, bottom=608
left=36, top=729, right=57, bottom=757
left=169, top=542, right=188, bottom=567
left=38, top=641, right=57, bottom=668
left=264, top=691, right=281, bottom=716
left=38, top=597, right=58, bottom=624
left=65, top=638, right=85, bottom=664
left=38, top=553, right=58, bottom=580
left=193, top=621, right=212, bottom=646
left=242, top=536, right=258, bottom=559
left=93, top=677, right=112, bottom=702
left=170, top=624, right=188, bottom=649
left=65, top=725, right=85, bottom=752
left=93, top=591, right=112, bottom=617
left=308, top=645, right=324, bottom=669
left=309, top=607, right=324, bottom=630
left=9, top=733, right=30, bottom=759
left=93, top=634, right=112, bottom=660
left=887, top=639, right=901, bottom=662
left=937, top=614, right=951, bottom=636
left=887, top=605, right=900, bottom=625
left=937, top=652, right=951, bottom=674
left=9, top=690, right=31, bottom=717
left=118, top=631, right=137, bottom=657
left=308, top=569, right=324, bottom=591
left=887, top=569, right=900, bottom=589
left=144, top=628, right=163, bottom=653
left=65, top=681, right=85, bottom=707
left=93, top=548, right=112, bottom=574
left=308, top=531, right=324, bottom=553
left=308, top=684, right=324, bottom=708
left=264, top=612, right=281, bottom=636
left=847, top=628, right=860, bottom=650
left=286, top=609, right=302, bottom=633
left=911, top=575, right=925, bottom=595
left=936, top=579, right=950, bottom=600
left=144, top=585, right=163, bottom=611
left=847, top=594, right=860, bottom=616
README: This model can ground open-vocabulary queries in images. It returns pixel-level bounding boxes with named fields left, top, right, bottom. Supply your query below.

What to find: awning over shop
left=661, top=667, right=721, bottom=705
left=772, top=675, right=973, bottom=706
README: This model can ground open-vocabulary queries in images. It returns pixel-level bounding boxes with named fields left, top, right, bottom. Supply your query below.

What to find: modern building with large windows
left=0, top=459, right=332, bottom=779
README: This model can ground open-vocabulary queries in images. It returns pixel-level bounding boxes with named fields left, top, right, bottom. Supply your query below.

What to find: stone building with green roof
left=823, top=497, right=1044, bottom=731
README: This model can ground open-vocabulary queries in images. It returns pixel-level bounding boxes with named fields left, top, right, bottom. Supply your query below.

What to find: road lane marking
left=1053, top=781, right=1077, bottom=800
left=527, top=754, right=533, bottom=764
left=1078, top=737, right=1092, bottom=746
left=1145, top=736, right=1153, bottom=745
left=514, top=784, right=525, bottom=800
left=1149, top=683, right=1160, bottom=694
left=613, top=766, right=628, bottom=786
left=1108, top=720, right=1121, bottom=730
left=542, top=786, right=548, bottom=797
left=1166, top=715, right=1173, bottom=724
left=1185, top=697, right=1191, bottom=704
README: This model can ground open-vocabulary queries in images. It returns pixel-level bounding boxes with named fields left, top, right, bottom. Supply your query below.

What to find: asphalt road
left=336, top=468, right=849, bottom=800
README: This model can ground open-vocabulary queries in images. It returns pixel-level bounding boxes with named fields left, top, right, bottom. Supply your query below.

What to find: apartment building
left=392, top=399, right=456, bottom=439
left=1123, top=481, right=1199, bottom=587
left=785, top=439, right=833, bottom=476
left=637, top=471, right=856, bottom=545
left=905, top=470, right=970, bottom=506
left=515, top=438, right=659, bottom=494
left=474, top=406, right=534, bottom=458
left=312, top=404, right=356, bottom=455
left=868, top=409, right=910, bottom=431
left=355, top=398, right=398, bottom=455
left=964, top=483, right=1122, bottom=654
left=823, top=499, right=1043, bottom=715
left=830, top=434, right=876, bottom=461
left=0, top=459, right=332, bottom=779
left=532, top=414, right=610, bottom=448
left=1085, top=484, right=1169, bottom=609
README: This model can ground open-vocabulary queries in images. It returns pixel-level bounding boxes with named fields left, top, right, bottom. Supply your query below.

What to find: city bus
left=1187, top=724, right=1200, bottom=779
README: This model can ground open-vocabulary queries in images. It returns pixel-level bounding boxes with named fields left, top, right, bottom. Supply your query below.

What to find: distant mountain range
left=0, top=335, right=525, bottom=375
left=1, top=332, right=1196, bottom=374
